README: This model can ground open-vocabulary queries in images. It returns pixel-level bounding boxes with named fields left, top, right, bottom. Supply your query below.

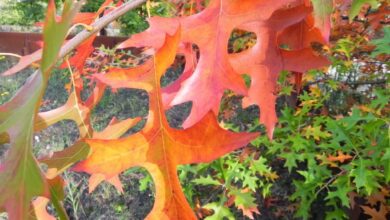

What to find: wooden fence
left=0, top=32, right=127, bottom=55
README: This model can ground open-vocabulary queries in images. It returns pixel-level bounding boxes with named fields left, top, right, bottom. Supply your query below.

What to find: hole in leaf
left=161, top=43, right=199, bottom=89
left=33, top=120, right=80, bottom=159
left=161, top=55, right=186, bottom=88
left=64, top=167, right=155, bottom=219
left=122, top=118, right=148, bottom=137
left=91, top=88, right=148, bottom=132
left=166, top=101, right=192, bottom=129
left=228, top=29, right=257, bottom=54
left=80, top=77, right=95, bottom=102
left=0, top=142, right=11, bottom=166
left=218, top=91, right=260, bottom=132
left=241, top=74, right=251, bottom=88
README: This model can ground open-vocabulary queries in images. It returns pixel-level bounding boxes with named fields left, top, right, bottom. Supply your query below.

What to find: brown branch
left=315, top=169, right=347, bottom=196
left=307, top=79, right=387, bottom=86
left=2, top=0, right=147, bottom=76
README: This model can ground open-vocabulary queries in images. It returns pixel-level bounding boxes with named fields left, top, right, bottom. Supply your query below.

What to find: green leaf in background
left=325, top=209, right=348, bottom=220
left=252, top=156, right=270, bottom=175
left=382, top=148, right=390, bottom=182
left=139, top=174, right=153, bottom=191
left=228, top=188, right=259, bottom=218
left=350, top=159, right=382, bottom=194
left=371, top=26, right=390, bottom=57
left=370, top=89, right=390, bottom=110
left=204, top=201, right=234, bottom=220
left=290, top=180, right=316, bottom=220
left=192, top=175, right=221, bottom=186
left=325, top=181, right=352, bottom=208
left=242, top=175, right=258, bottom=192
left=228, top=188, right=257, bottom=208
left=280, top=152, right=304, bottom=173
left=297, top=170, right=316, bottom=184
left=349, top=0, right=379, bottom=23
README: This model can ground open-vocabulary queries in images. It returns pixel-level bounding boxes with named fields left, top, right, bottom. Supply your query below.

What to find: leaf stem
left=0, top=53, right=22, bottom=58
left=65, top=58, right=91, bottom=138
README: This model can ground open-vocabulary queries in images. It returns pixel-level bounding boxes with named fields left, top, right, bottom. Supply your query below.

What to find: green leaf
left=0, top=1, right=81, bottom=218
left=325, top=209, right=348, bottom=220
left=291, top=180, right=316, bottom=220
left=335, top=38, right=355, bottom=60
left=350, top=159, right=382, bottom=194
left=280, top=85, right=294, bottom=96
left=297, top=170, right=316, bottom=184
left=228, top=188, right=257, bottom=209
left=228, top=188, right=259, bottom=218
left=0, top=72, right=48, bottom=219
left=370, top=89, right=390, bottom=110
left=382, top=148, right=390, bottom=182
left=252, top=156, right=270, bottom=175
left=340, top=108, right=375, bottom=130
left=192, top=175, right=221, bottom=186
left=204, top=202, right=234, bottom=220
left=139, top=174, right=153, bottom=192
left=242, top=174, right=258, bottom=192
left=304, top=125, right=331, bottom=141
left=349, top=0, right=379, bottom=23
left=41, top=0, right=82, bottom=76
left=289, top=135, right=309, bottom=152
left=371, top=27, right=390, bottom=56
left=326, top=120, right=354, bottom=148
left=280, top=152, right=304, bottom=173
left=325, top=185, right=352, bottom=208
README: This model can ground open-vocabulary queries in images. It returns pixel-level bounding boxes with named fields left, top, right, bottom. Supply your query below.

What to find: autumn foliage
left=0, top=0, right=388, bottom=219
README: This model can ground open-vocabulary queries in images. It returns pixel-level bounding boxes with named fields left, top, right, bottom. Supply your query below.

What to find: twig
left=0, top=53, right=22, bottom=58
left=315, top=169, right=347, bottom=196
left=343, top=79, right=387, bottom=86
left=1, top=0, right=147, bottom=76
left=59, top=0, right=146, bottom=57
left=307, top=79, right=387, bottom=86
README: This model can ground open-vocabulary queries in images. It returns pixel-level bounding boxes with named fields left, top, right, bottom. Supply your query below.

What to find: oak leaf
left=118, top=0, right=306, bottom=132
left=73, top=28, right=258, bottom=219
left=230, top=4, right=329, bottom=138
left=361, top=204, right=389, bottom=220
left=327, top=151, right=353, bottom=163
left=0, top=0, right=81, bottom=218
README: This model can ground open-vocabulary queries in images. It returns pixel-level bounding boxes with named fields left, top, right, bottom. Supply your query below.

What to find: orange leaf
left=73, top=28, right=258, bottom=219
left=361, top=204, right=389, bottom=220
left=118, top=0, right=312, bottom=134
left=230, top=4, right=329, bottom=138
left=327, top=151, right=353, bottom=163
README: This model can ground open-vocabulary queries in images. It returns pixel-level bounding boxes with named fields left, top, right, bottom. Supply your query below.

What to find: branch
left=2, top=0, right=147, bottom=76
left=307, top=79, right=387, bottom=86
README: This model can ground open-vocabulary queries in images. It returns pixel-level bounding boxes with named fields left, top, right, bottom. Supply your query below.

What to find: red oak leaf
left=73, top=28, right=258, bottom=219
